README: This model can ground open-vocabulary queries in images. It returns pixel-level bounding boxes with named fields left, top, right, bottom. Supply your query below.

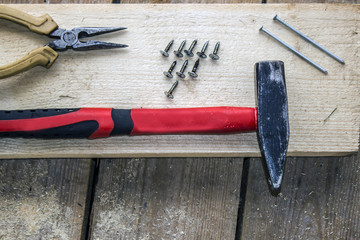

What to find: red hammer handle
left=0, top=107, right=257, bottom=139
left=130, top=107, right=257, bottom=135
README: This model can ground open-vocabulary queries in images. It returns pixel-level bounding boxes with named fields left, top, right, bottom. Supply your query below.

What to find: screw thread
left=192, top=59, right=200, bottom=72
left=188, top=40, right=197, bottom=51
left=213, top=41, right=220, bottom=54
left=201, top=41, right=209, bottom=53
left=165, top=40, right=174, bottom=52
left=168, top=80, right=179, bottom=93
left=178, top=40, right=186, bottom=52
left=168, top=61, right=177, bottom=73
left=179, top=60, right=188, bottom=73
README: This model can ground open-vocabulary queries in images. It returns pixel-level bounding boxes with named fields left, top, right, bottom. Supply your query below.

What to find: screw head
left=188, top=72, right=198, bottom=78
left=176, top=72, right=186, bottom=78
left=209, top=53, right=219, bottom=60
left=164, top=91, right=174, bottom=99
left=160, top=50, right=169, bottom=57
left=163, top=71, right=173, bottom=78
left=184, top=50, right=194, bottom=57
left=174, top=51, right=183, bottom=58
left=197, top=52, right=207, bottom=58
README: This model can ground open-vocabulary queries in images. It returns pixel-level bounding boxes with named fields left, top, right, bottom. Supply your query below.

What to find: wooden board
left=0, top=4, right=358, bottom=158
left=241, top=153, right=360, bottom=239
left=0, top=158, right=93, bottom=240
left=89, top=158, right=243, bottom=239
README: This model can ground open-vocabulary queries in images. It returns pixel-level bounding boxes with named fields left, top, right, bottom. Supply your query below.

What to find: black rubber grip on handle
left=0, top=108, right=134, bottom=139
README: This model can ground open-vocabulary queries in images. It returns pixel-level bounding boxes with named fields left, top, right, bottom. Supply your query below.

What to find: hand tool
left=0, top=5, right=128, bottom=79
left=0, top=61, right=289, bottom=191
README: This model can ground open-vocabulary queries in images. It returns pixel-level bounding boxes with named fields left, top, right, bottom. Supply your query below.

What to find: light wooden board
left=0, top=158, right=93, bottom=240
left=241, top=153, right=360, bottom=239
left=0, top=4, right=358, bottom=158
left=89, top=158, right=243, bottom=239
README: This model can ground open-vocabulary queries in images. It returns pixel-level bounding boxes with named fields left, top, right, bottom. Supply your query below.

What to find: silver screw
left=259, top=27, right=328, bottom=74
left=197, top=41, right=209, bottom=58
left=184, top=40, right=197, bottom=57
left=174, top=40, right=186, bottom=57
left=163, top=61, right=177, bottom=78
left=188, top=59, right=200, bottom=78
left=176, top=60, right=188, bottom=78
left=160, top=40, right=174, bottom=57
left=273, top=15, right=344, bottom=64
left=164, top=80, right=179, bottom=99
left=209, top=41, right=220, bottom=60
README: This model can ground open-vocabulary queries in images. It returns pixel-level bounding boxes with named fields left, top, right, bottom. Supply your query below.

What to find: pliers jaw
left=47, top=27, right=128, bottom=51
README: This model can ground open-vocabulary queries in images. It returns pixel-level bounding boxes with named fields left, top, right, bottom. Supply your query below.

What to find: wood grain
left=89, top=158, right=243, bottom=239
left=241, top=153, right=360, bottom=239
left=0, top=4, right=358, bottom=158
left=0, top=158, right=93, bottom=240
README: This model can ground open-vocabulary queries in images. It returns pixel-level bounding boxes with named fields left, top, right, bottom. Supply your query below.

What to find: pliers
left=0, top=5, right=128, bottom=79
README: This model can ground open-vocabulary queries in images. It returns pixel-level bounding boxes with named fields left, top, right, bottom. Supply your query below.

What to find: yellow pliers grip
left=0, top=5, right=58, bottom=35
left=0, top=46, right=58, bottom=79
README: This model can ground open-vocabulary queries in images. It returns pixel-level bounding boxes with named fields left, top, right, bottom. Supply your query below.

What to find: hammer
left=0, top=61, right=289, bottom=191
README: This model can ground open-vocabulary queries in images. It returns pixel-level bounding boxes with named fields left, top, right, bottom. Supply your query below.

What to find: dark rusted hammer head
left=255, top=61, right=289, bottom=192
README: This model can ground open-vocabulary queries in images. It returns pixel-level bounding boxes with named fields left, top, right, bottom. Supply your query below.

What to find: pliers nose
left=0, top=5, right=127, bottom=79
left=47, top=27, right=128, bottom=51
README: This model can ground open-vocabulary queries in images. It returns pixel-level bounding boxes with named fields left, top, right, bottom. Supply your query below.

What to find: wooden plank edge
left=0, top=150, right=357, bottom=159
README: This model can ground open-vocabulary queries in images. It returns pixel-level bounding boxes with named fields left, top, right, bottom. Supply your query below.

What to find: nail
left=163, top=60, right=177, bottom=78
left=209, top=41, right=220, bottom=60
left=176, top=60, right=188, bottom=78
left=164, top=80, right=179, bottom=99
left=160, top=40, right=174, bottom=57
left=174, top=40, right=186, bottom=57
left=260, top=26, right=328, bottom=74
left=184, top=40, right=197, bottom=57
left=197, top=41, right=209, bottom=58
left=273, top=15, right=344, bottom=64
left=188, top=59, right=200, bottom=78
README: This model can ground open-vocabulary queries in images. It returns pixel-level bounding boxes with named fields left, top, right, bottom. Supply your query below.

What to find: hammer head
left=255, top=61, right=289, bottom=192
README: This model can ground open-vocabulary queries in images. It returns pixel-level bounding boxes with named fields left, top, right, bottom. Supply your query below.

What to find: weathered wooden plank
left=89, top=158, right=243, bottom=239
left=0, top=0, right=112, bottom=3
left=122, top=0, right=262, bottom=3
left=0, top=158, right=93, bottom=240
left=241, top=153, right=360, bottom=239
left=0, top=4, right=358, bottom=158
left=268, top=0, right=357, bottom=3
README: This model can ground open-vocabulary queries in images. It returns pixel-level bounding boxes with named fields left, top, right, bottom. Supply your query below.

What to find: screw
left=174, top=40, right=186, bottom=57
left=176, top=60, right=188, bottom=78
left=197, top=41, right=209, bottom=58
left=164, top=80, right=179, bottom=99
left=160, top=40, right=174, bottom=57
left=184, top=40, right=197, bottom=57
left=188, top=59, right=200, bottom=78
left=259, top=27, right=328, bottom=74
left=209, top=41, right=220, bottom=60
left=273, top=15, right=344, bottom=64
left=163, top=61, right=177, bottom=78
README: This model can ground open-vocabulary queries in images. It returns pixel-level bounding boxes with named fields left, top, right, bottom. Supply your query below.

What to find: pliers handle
left=0, top=6, right=59, bottom=79
left=0, top=5, right=127, bottom=79
left=0, top=5, right=58, bottom=35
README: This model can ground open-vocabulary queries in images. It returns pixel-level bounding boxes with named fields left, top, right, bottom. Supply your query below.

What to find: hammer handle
left=0, top=107, right=257, bottom=139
